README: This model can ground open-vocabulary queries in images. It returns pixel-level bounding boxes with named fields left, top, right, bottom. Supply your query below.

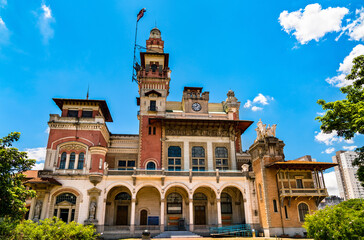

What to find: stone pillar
left=207, top=141, right=213, bottom=171
left=160, top=199, right=165, bottom=232
left=230, top=140, right=237, bottom=170
left=217, top=198, right=222, bottom=227
left=189, top=199, right=194, bottom=231
left=130, top=198, right=136, bottom=233
left=65, top=153, right=70, bottom=169
left=184, top=141, right=189, bottom=170
left=28, top=197, right=36, bottom=220
left=40, top=192, right=50, bottom=219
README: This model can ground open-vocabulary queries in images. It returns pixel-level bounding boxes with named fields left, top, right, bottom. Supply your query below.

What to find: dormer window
left=67, top=110, right=78, bottom=117
left=81, top=110, right=93, bottom=118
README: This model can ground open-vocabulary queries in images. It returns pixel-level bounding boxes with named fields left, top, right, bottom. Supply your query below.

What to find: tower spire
left=86, top=84, right=89, bottom=100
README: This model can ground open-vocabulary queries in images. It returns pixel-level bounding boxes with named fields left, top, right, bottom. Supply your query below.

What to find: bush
left=303, top=199, right=364, bottom=240
left=10, top=217, right=98, bottom=240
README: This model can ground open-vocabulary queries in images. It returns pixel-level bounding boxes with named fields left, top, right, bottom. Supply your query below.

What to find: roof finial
left=86, top=84, right=89, bottom=100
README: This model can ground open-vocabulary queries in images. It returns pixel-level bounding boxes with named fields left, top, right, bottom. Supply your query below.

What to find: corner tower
left=136, top=28, right=171, bottom=169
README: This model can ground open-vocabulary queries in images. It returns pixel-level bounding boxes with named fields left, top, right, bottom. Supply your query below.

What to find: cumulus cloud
left=323, top=171, right=339, bottom=196
left=251, top=106, right=263, bottom=111
left=340, top=8, right=364, bottom=41
left=316, top=112, right=325, bottom=116
left=38, top=4, right=55, bottom=44
left=25, top=147, right=46, bottom=162
left=322, top=147, right=335, bottom=154
left=326, top=44, right=364, bottom=87
left=279, top=3, right=348, bottom=44
left=343, top=145, right=358, bottom=151
left=315, top=130, right=356, bottom=146
left=244, top=93, right=274, bottom=111
left=33, top=162, right=45, bottom=170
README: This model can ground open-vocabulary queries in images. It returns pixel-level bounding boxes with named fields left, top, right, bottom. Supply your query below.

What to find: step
left=154, top=231, right=202, bottom=239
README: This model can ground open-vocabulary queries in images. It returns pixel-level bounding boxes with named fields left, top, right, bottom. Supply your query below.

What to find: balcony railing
left=148, top=106, right=158, bottom=111
left=107, top=168, right=250, bottom=177
left=280, top=188, right=328, bottom=197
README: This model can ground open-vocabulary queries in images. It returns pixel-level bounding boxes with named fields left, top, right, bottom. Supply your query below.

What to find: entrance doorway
left=116, top=206, right=128, bottom=225
left=140, top=210, right=148, bottom=225
left=60, top=209, right=69, bottom=223
left=194, top=206, right=206, bottom=225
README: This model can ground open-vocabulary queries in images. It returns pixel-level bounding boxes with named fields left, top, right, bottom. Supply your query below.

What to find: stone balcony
left=279, top=188, right=328, bottom=198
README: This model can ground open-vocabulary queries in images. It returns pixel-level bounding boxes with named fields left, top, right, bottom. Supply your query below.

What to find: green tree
left=11, top=217, right=98, bottom=240
left=303, top=199, right=364, bottom=240
left=316, top=55, right=364, bottom=186
left=0, top=132, right=36, bottom=235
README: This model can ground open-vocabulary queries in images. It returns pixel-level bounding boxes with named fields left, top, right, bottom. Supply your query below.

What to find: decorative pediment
left=145, top=90, right=162, bottom=97
left=59, top=142, right=87, bottom=152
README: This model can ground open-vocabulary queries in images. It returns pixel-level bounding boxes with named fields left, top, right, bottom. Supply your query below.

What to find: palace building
left=25, top=28, right=336, bottom=238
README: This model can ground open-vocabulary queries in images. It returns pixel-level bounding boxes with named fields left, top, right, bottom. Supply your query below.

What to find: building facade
left=26, top=28, right=336, bottom=238
left=333, top=150, right=364, bottom=200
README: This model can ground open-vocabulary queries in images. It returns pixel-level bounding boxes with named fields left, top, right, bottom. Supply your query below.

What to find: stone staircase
left=154, top=231, right=202, bottom=238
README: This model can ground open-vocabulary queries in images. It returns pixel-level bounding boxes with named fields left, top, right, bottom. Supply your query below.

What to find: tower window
left=296, top=179, right=303, bottom=188
left=215, top=147, right=228, bottom=170
left=59, top=152, right=67, bottom=169
left=146, top=162, right=156, bottom=170
left=153, top=127, right=156, bottom=135
left=149, top=100, right=157, bottom=111
left=68, top=152, right=76, bottom=169
left=273, top=200, right=278, bottom=213
left=67, top=110, right=78, bottom=117
left=81, top=110, right=93, bottom=118
left=149, top=127, right=152, bottom=135
left=77, top=152, right=84, bottom=169
left=151, top=63, right=158, bottom=72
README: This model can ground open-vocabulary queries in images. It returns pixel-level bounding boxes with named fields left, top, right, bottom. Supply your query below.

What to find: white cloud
left=315, top=130, right=342, bottom=145
left=251, top=106, right=263, bottom=111
left=33, top=162, right=45, bottom=170
left=38, top=4, right=55, bottom=44
left=279, top=3, right=348, bottom=44
left=25, top=147, right=46, bottom=162
left=253, top=93, right=274, bottom=105
left=326, top=44, right=364, bottom=87
left=343, top=145, right=358, bottom=151
left=0, top=17, right=9, bottom=46
left=322, top=147, right=335, bottom=154
left=244, top=93, right=274, bottom=111
left=323, top=171, right=339, bottom=196
left=45, top=127, right=50, bottom=134
left=341, top=8, right=364, bottom=41
left=316, top=112, right=325, bottom=116
left=345, top=139, right=354, bottom=144
left=243, top=100, right=252, bottom=108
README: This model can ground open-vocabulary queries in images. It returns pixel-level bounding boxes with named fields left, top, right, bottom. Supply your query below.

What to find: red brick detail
left=90, top=153, right=105, bottom=173
left=62, top=109, right=68, bottom=117
left=139, top=116, right=162, bottom=168
left=92, top=110, right=98, bottom=118
left=47, top=129, right=107, bottom=149
left=78, top=110, right=82, bottom=118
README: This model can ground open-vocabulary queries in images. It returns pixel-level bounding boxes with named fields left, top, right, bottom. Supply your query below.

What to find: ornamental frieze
left=165, top=126, right=231, bottom=137
left=60, top=144, right=87, bottom=151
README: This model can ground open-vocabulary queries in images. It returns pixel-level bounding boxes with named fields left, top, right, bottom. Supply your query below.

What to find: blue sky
left=1, top=0, right=364, bottom=194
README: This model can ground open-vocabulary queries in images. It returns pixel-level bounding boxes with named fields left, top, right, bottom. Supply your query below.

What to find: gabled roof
left=145, top=90, right=162, bottom=97
left=53, top=98, right=113, bottom=122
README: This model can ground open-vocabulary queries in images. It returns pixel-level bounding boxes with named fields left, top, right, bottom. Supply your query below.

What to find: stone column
left=130, top=198, right=136, bottom=233
left=184, top=141, right=189, bottom=170
left=217, top=198, right=222, bottom=227
left=230, top=140, right=237, bottom=170
left=160, top=199, right=165, bottom=232
left=28, top=197, right=36, bottom=220
left=207, top=141, right=213, bottom=171
left=40, top=192, right=50, bottom=219
left=65, top=153, right=70, bottom=169
left=189, top=199, right=194, bottom=231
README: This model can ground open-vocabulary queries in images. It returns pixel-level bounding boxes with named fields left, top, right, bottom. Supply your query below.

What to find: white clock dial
left=192, top=102, right=202, bottom=111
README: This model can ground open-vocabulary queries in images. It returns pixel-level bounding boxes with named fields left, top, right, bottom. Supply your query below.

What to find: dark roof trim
left=145, top=90, right=162, bottom=97
left=53, top=98, right=113, bottom=122
left=265, top=161, right=337, bottom=171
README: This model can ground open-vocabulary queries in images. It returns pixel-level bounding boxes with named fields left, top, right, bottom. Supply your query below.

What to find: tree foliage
left=0, top=132, right=36, bottom=220
left=10, top=217, right=98, bottom=240
left=303, top=199, right=364, bottom=240
left=316, top=55, right=364, bottom=186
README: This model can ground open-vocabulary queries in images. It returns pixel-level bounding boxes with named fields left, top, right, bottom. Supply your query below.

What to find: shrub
left=10, top=217, right=98, bottom=240
left=303, top=199, right=364, bottom=240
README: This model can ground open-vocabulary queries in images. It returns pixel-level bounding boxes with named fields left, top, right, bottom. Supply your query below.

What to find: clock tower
left=136, top=27, right=171, bottom=169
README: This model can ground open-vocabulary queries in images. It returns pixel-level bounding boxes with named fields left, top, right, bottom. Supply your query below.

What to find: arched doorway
left=135, top=186, right=161, bottom=226
left=140, top=209, right=148, bottom=225
left=220, top=186, right=245, bottom=225
left=193, top=193, right=207, bottom=225
left=164, top=185, right=189, bottom=230
left=54, top=193, right=77, bottom=223
left=105, top=186, right=132, bottom=226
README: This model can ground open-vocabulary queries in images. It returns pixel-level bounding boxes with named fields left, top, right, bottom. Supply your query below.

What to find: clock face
left=192, top=102, right=202, bottom=111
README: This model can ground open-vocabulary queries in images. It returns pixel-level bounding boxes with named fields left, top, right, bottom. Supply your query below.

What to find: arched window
left=77, top=152, right=84, bottom=170
left=140, top=209, right=148, bottom=225
left=54, top=193, right=77, bottom=223
left=193, top=193, right=207, bottom=201
left=168, top=146, right=181, bottom=171
left=167, top=193, right=182, bottom=214
left=68, top=152, right=75, bottom=169
left=221, top=193, right=232, bottom=214
left=273, top=199, right=278, bottom=212
left=115, top=192, right=131, bottom=201
left=298, top=203, right=309, bottom=222
left=192, top=146, right=205, bottom=171
left=59, top=152, right=67, bottom=169
left=215, top=147, right=228, bottom=170
left=146, top=162, right=156, bottom=170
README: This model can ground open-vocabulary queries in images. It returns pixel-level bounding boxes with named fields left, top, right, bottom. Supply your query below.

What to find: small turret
left=146, top=27, right=164, bottom=53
